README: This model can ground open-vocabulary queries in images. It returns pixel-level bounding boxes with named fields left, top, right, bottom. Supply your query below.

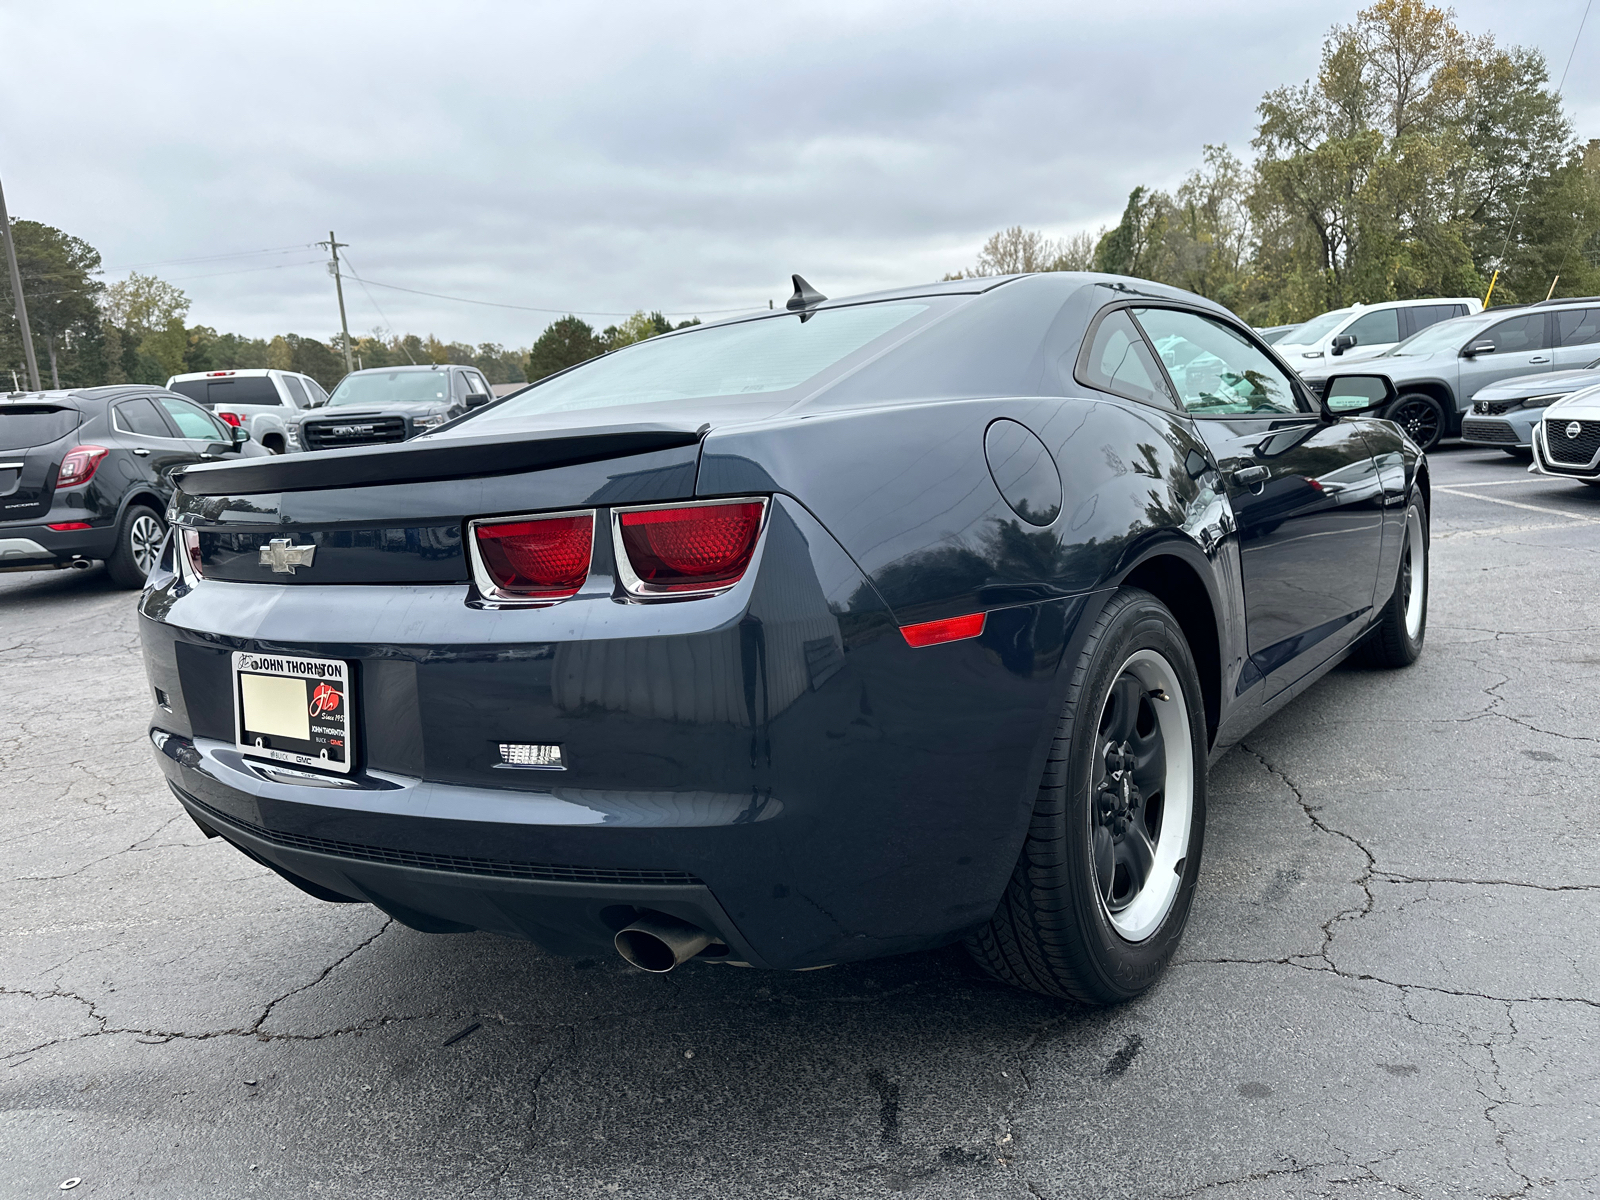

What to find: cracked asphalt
left=2, top=445, right=1597, bottom=1199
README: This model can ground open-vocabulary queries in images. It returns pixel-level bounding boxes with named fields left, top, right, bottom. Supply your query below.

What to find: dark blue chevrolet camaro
left=138, top=272, right=1429, bottom=1003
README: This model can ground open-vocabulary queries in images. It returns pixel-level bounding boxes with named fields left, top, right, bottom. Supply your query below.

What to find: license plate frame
left=232, top=651, right=355, bottom=775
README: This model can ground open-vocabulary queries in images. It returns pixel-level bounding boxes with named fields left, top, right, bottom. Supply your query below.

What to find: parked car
left=1299, top=297, right=1600, bottom=450
left=1274, top=297, right=1482, bottom=368
left=291, top=363, right=496, bottom=451
left=1254, top=323, right=1303, bottom=345
left=0, top=385, right=266, bottom=587
left=1529, top=383, right=1600, bottom=486
left=138, top=271, right=1427, bottom=1004
left=1460, top=352, right=1600, bottom=456
left=166, top=368, right=329, bottom=455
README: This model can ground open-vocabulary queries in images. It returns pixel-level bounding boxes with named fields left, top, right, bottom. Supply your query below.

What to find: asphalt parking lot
left=2, top=445, right=1597, bottom=1200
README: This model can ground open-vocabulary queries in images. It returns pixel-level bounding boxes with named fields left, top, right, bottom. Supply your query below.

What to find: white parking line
left=1433, top=486, right=1598, bottom=520
left=1431, top=477, right=1540, bottom=487
left=1436, top=519, right=1600, bottom=540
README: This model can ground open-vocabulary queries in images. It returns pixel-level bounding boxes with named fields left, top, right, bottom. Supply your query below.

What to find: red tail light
left=471, top=512, right=594, bottom=600
left=216, top=411, right=244, bottom=427
left=614, top=499, right=766, bottom=595
left=180, top=528, right=204, bottom=579
left=47, top=521, right=92, bottom=531
left=56, top=445, right=109, bottom=488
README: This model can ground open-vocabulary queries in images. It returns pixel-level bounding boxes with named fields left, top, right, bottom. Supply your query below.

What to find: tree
left=527, top=315, right=602, bottom=381
left=0, top=220, right=107, bottom=388
left=103, top=271, right=192, bottom=380
left=599, top=310, right=660, bottom=352
left=1094, top=188, right=1168, bottom=277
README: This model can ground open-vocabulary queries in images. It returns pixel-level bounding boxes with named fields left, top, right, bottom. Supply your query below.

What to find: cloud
left=0, top=0, right=1590, bottom=346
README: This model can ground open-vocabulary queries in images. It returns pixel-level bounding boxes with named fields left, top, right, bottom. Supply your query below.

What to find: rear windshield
left=171, top=377, right=281, bottom=406
left=1283, top=309, right=1352, bottom=344
left=327, top=371, right=451, bottom=406
left=482, top=303, right=932, bottom=420
left=0, top=405, right=81, bottom=451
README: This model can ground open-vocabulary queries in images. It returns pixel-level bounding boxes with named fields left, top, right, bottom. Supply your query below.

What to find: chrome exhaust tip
left=69, top=557, right=92, bottom=570
left=614, top=912, right=715, bottom=973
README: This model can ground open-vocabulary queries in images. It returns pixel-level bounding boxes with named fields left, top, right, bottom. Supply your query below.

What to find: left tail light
left=56, top=445, right=109, bottom=488
left=179, top=528, right=204, bottom=579
left=468, top=510, right=594, bottom=602
left=613, top=498, right=767, bottom=597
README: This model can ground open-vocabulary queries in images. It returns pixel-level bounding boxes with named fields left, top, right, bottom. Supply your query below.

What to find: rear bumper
left=0, top=521, right=119, bottom=569
left=138, top=496, right=1079, bottom=969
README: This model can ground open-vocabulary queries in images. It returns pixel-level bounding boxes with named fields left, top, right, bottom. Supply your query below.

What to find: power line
left=338, top=251, right=415, bottom=363
left=101, top=243, right=318, bottom=273
left=1555, top=0, right=1593, bottom=94
left=341, top=270, right=761, bottom=320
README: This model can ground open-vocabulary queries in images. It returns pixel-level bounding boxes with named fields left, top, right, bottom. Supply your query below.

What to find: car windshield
left=1282, top=308, right=1352, bottom=344
left=1385, top=314, right=1494, bottom=357
left=479, top=302, right=931, bottom=419
left=326, top=371, right=451, bottom=406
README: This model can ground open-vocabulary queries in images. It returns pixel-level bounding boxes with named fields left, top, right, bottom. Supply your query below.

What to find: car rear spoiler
left=176, top=424, right=707, bottom=496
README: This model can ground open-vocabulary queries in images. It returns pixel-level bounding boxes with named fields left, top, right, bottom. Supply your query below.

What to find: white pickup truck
left=165, top=369, right=331, bottom=454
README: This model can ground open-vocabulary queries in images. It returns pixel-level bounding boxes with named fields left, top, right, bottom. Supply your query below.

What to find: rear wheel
left=1385, top=393, right=1446, bottom=451
left=106, top=504, right=166, bottom=589
left=1358, top=491, right=1428, bottom=667
left=966, top=588, right=1206, bottom=1004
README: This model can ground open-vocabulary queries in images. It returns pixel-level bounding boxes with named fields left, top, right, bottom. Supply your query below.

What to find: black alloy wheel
left=1385, top=393, right=1445, bottom=451
left=966, top=587, right=1207, bottom=1004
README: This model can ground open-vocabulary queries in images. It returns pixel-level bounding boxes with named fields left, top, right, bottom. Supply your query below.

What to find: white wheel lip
left=1403, top=504, right=1426, bottom=640
left=1096, top=648, right=1195, bottom=943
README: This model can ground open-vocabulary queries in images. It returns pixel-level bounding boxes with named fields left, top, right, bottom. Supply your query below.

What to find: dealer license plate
left=232, top=651, right=355, bottom=774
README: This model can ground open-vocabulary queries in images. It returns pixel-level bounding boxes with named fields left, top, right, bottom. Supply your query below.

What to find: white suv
left=164, top=369, right=331, bottom=455
left=1274, top=297, right=1482, bottom=369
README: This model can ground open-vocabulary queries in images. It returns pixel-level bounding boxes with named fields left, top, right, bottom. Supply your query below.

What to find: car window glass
left=1077, top=310, right=1172, bottom=406
left=470, top=373, right=491, bottom=396
left=168, top=380, right=209, bottom=404
left=116, top=397, right=175, bottom=437
left=1343, top=308, right=1399, bottom=346
left=1479, top=314, right=1549, bottom=352
left=158, top=396, right=226, bottom=441
left=282, top=376, right=310, bottom=407
left=203, top=377, right=280, bottom=406
left=1130, top=308, right=1302, bottom=416
left=303, top=378, right=330, bottom=405
left=1555, top=308, right=1600, bottom=348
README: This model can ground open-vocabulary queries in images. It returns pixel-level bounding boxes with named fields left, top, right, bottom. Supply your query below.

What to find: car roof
left=2, top=384, right=178, bottom=409
left=168, top=368, right=288, bottom=381
left=342, top=363, right=476, bottom=376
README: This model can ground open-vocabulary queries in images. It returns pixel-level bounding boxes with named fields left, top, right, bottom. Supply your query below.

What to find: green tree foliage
left=527, top=315, right=603, bottom=381
left=0, top=220, right=105, bottom=389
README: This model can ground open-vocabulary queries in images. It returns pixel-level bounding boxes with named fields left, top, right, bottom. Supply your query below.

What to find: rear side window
left=1077, top=310, right=1172, bottom=406
left=157, top=396, right=226, bottom=440
left=1402, top=305, right=1462, bottom=339
left=0, top=406, right=81, bottom=451
left=1343, top=308, right=1399, bottom=346
left=203, top=377, right=280, bottom=406
left=1556, top=308, right=1600, bottom=348
left=282, top=376, right=310, bottom=407
left=115, top=398, right=174, bottom=437
left=1479, top=314, right=1549, bottom=352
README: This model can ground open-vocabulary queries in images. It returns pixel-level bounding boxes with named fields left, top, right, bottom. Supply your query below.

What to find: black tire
left=1358, top=490, right=1428, bottom=668
left=262, top=434, right=285, bottom=455
left=105, top=504, right=166, bottom=589
left=965, top=587, right=1207, bottom=1004
left=1384, top=393, right=1446, bottom=451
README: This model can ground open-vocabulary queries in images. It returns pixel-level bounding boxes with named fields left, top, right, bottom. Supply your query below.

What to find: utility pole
left=0, top=169, right=42, bottom=391
left=317, top=231, right=355, bottom=376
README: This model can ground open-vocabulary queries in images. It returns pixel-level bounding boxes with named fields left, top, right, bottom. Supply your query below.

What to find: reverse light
left=900, top=612, right=987, bottom=648
left=179, top=528, right=204, bottom=579
left=47, top=521, right=92, bottom=531
left=56, top=444, right=109, bottom=488
left=469, top=510, right=594, bottom=601
left=613, top=498, right=767, bottom=597
left=216, top=411, right=244, bottom=427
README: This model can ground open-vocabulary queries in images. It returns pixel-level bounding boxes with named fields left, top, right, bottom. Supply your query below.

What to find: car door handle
left=1231, top=465, right=1270, bottom=488
left=1528, top=356, right=1550, bottom=363
left=132, top=447, right=150, bottom=456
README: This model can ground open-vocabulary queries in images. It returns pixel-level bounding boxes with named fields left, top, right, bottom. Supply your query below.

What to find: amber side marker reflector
left=900, top=612, right=986, bottom=648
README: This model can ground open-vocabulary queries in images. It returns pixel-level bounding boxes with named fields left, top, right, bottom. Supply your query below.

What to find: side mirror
left=1330, top=333, right=1357, bottom=356
left=231, top=425, right=252, bottom=446
left=465, top=392, right=491, bottom=408
left=1463, top=341, right=1496, bottom=358
left=1320, top=373, right=1397, bottom=419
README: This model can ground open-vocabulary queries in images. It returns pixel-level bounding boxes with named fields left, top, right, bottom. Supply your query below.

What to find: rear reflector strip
left=900, top=612, right=986, bottom=648
left=47, top=522, right=92, bottom=531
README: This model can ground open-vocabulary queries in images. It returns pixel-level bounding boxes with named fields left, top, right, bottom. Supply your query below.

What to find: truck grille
left=1460, top=418, right=1518, bottom=444
left=1544, top=420, right=1600, bottom=466
left=302, top=416, right=407, bottom=451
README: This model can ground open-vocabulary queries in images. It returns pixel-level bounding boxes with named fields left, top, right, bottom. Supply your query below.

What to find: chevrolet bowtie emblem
left=259, top=538, right=317, bottom=574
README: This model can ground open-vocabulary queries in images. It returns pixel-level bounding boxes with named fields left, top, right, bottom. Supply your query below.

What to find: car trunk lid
left=0, top=404, right=83, bottom=522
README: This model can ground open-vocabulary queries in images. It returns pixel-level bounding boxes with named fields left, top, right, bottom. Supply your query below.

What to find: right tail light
left=613, top=498, right=767, bottom=597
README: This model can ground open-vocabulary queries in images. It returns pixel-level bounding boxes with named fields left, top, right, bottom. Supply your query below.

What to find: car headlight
left=1517, top=392, right=1571, bottom=409
left=413, top=414, right=448, bottom=430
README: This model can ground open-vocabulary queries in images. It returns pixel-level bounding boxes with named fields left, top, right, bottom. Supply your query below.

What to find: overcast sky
left=1, top=1, right=1594, bottom=348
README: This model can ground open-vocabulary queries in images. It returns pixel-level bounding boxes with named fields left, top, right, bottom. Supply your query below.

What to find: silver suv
left=165, top=369, right=330, bottom=455
left=1298, top=297, right=1600, bottom=450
